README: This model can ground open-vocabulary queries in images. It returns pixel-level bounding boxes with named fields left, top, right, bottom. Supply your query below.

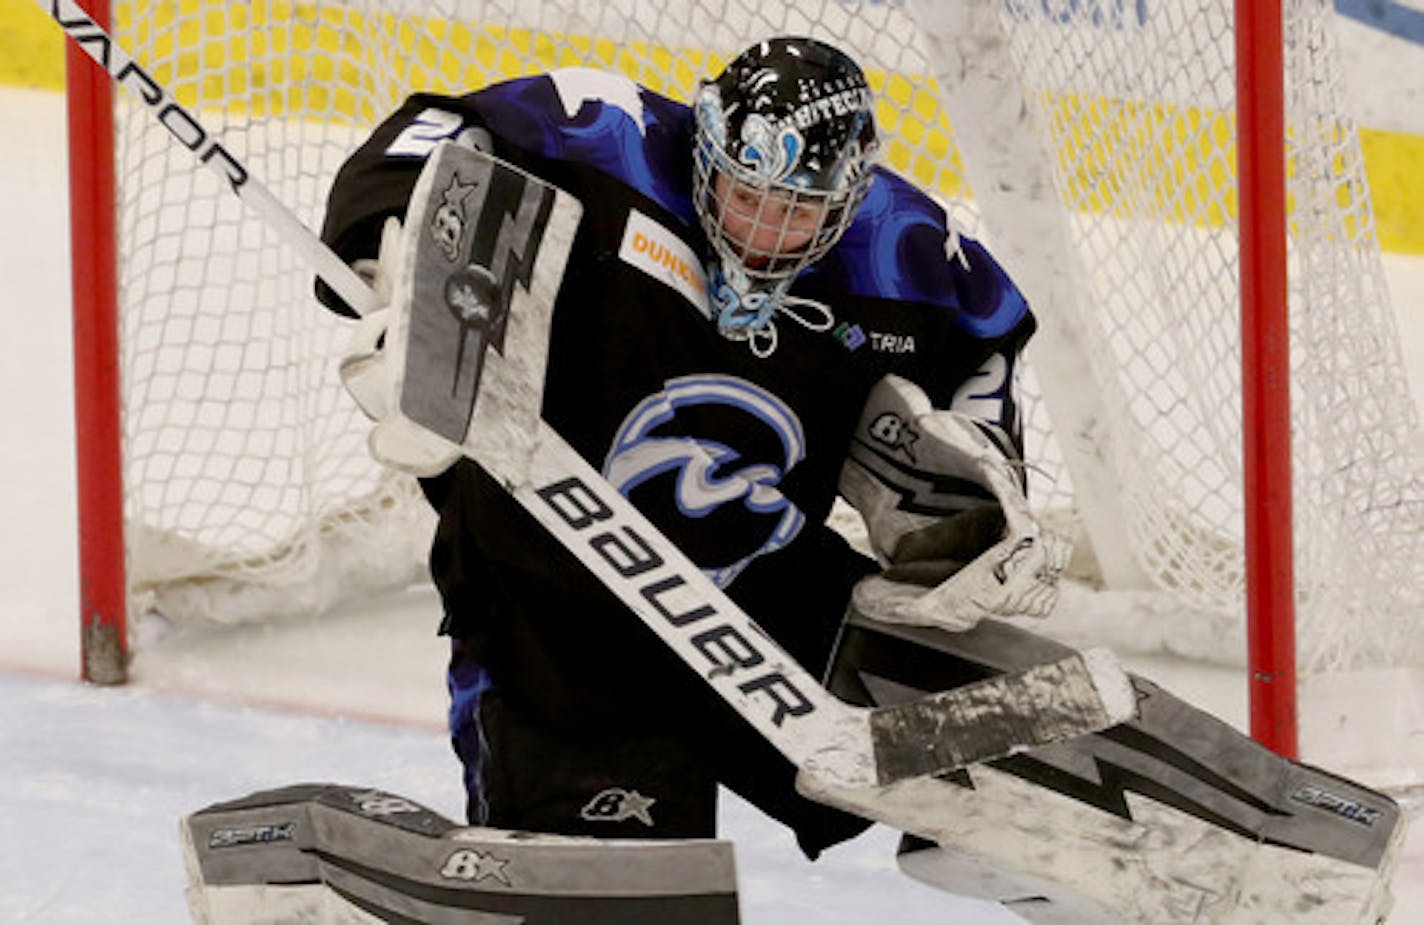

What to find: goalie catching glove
left=839, top=374, right=1070, bottom=632
left=337, top=215, right=463, bottom=477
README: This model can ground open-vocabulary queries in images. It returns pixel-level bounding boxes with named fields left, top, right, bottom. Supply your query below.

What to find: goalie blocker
left=801, top=611, right=1406, bottom=924
left=181, top=783, right=740, bottom=924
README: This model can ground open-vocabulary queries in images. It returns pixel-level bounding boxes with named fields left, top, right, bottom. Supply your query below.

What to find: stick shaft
left=39, top=0, right=378, bottom=316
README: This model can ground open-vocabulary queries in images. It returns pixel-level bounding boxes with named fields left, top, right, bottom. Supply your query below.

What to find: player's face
left=712, top=172, right=828, bottom=269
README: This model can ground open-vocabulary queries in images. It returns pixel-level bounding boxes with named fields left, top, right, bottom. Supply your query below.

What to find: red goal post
left=1235, top=0, right=1296, bottom=758
left=65, top=0, right=126, bottom=684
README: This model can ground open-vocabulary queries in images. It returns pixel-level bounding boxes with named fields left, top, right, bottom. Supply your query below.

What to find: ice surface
left=0, top=669, right=1017, bottom=924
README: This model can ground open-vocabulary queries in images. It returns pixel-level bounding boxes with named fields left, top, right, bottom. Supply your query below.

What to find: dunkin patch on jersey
left=618, top=209, right=711, bottom=318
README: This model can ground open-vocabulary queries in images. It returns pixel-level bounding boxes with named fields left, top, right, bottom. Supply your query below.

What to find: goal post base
left=81, top=617, right=126, bottom=685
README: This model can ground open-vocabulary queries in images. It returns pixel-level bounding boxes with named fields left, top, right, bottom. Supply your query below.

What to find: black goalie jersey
left=319, top=69, right=1038, bottom=728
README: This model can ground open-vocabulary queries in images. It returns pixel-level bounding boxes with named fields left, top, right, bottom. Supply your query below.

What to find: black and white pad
left=181, top=783, right=740, bottom=924
left=379, top=141, right=582, bottom=482
left=809, top=614, right=1407, bottom=924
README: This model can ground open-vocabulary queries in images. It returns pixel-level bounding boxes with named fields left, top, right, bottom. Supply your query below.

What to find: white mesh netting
left=110, top=0, right=1421, bottom=677
left=937, top=0, right=1422, bottom=675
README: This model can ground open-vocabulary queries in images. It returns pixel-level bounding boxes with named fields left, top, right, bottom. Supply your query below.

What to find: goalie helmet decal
left=697, top=37, right=877, bottom=196
left=735, top=111, right=803, bottom=183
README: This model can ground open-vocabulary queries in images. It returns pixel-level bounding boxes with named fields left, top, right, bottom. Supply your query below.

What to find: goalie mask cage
left=65, top=0, right=1421, bottom=782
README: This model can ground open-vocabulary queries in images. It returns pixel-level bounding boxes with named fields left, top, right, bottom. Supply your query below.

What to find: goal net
left=88, top=1, right=1419, bottom=709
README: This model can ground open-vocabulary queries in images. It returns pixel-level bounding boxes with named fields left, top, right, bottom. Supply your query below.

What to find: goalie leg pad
left=182, top=782, right=741, bottom=924
left=802, top=613, right=1407, bottom=923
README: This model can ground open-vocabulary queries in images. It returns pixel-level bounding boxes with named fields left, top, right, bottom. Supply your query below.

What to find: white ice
left=1, top=81, right=1420, bottom=924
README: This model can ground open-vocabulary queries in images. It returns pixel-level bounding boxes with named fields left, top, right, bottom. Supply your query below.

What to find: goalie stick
left=45, top=0, right=1136, bottom=790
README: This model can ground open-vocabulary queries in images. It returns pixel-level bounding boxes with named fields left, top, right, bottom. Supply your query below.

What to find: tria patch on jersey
left=619, top=210, right=711, bottom=318
left=869, top=331, right=917, bottom=354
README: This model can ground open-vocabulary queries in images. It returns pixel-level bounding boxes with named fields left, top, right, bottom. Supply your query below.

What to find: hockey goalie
left=179, top=37, right=1404, bottom=925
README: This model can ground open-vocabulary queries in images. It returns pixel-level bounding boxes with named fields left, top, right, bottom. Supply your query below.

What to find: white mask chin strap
left=777, top=294, right=834, bottom=333
left=748, top=323, right=778, bottom=358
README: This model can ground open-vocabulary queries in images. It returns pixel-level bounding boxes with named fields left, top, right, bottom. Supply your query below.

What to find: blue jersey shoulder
left=464, top=72, right=1026, bottom=339
left=467, top=69, right=696, bottom=225
left=807, top=169, right=1029, bottom=339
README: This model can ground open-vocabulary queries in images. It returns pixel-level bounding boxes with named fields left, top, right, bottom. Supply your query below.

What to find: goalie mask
left=694, top=37, right=878, bottom=345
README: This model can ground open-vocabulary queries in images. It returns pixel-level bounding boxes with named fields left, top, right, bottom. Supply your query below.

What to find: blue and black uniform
left=319, top=68, right=1035, bottom=859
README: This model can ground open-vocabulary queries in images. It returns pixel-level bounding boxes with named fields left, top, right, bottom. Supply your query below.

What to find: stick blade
left=869, top=647, right=1136, bottom=784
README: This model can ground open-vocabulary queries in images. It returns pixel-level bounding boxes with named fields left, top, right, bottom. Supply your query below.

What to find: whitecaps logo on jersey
left=604, top=375, right=806, bottom=587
